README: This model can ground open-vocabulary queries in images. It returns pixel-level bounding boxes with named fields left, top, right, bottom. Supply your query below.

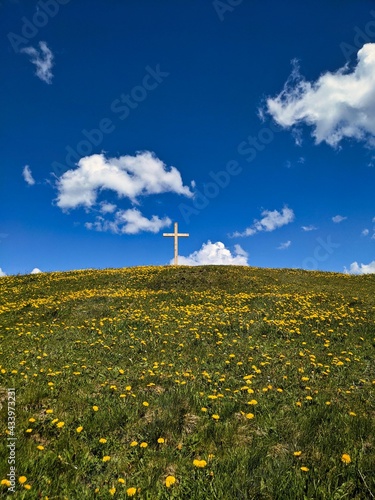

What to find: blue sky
left=1, top=0, right=375, bottom=275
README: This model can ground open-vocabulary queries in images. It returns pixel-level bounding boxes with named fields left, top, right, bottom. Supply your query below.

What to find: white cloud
left=233, top=244, right=248, bottom=259
left=85, top=208, right=171, bottom=235
left=22, top=165, right=35, bottom=186
left=332, top=215, right=347, bottom=223
left=361, top=228, right=369, bottom=236
left=100, top=202, right=117, bottom=214
left=21, top=41, right=54, bottom=84
left=231, top=206, right=295, bottom=237
left=56, top=151, right=193, bottom=210
left=301, top=225, right=317, bottom=231
left=176, top=241, right=249, bottom=266
left=277, top=240, right=291, bottom=250
left=346, top=260, right=375, bottom=274
left=266, top=44, right=375, bottom=148
left=0, top=268, right=6, bottom=277
left=30, top=268, right=42, bottom=274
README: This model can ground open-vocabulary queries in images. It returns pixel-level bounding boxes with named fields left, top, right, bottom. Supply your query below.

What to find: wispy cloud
left=22, top=165, right=35, bottom=186
left=284, top=157, right=305, bottom=168
left=301, top=225, right=317, bottom=231
left=231, top=206, right=295, bottom=237
left=21, top=41, right=54, bottom=84
left=368, top=216, right=375, bottom=239
left=56, top=151, right=193, bottom=210
left=345, top=260, right=375, bottom=274
left=266, top=44, right=375, bottom=148
left=332, top=215, right=347, bottom=223
left=85, top=208, right=171, bottom=235
left=277, top=240, right=291, bottom=250
left=99, top=202, right=117, bottom=214
left=0, top=268, right=6, bottom=277
left=176, top=241, right=248, bottom=266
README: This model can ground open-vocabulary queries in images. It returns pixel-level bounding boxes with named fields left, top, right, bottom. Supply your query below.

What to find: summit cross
left=163, top=222, right=189, bottom=266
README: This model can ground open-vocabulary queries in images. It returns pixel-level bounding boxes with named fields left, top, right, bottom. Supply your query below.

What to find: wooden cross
left=163, top=222, right=189, bottom=265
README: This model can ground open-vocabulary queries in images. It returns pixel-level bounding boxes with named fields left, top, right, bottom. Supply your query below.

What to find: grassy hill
left=0, top=266, right=374, bottom=499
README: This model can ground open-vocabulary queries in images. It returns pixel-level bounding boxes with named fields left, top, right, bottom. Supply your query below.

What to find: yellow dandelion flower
left=109, top=487, right=116, bottom=495
left=212, top=414, right=220, bottom=420
left=24, top=484, right=32, bottom=490
left=118, top=478, right=125, bottom=484
left=341, top=453, right=351, bottom=464
left=29, top=418, right=36, bottom=422
left=19, top=476, right=27, bottom=484
left=300, top=466, right=309, bottom=472
left=76, top=426, right=83, bottom=433
left=193, top=459, right=207, bottom=468
left=130, top=441, right=138, bottom=447
left=293, top=451, right=302, bottom=456
left=165, top=475, right=176, bottom=487
left=126, top=487, right=137, bottom=496
left=142, top=402, right=149, bottom=407
left=126, top=386, right=131, bottom=391
left=37, top=445, right=44, bottom=450
left=201, top=407, right=207, bottom=412
left=248, top=399, right=258, bottom=405
left=56, top=421, right=65, bottom=428
left=46, top=409, right=53, bottom=414
left=25, top=428, right=33, bottom=433
left=1, top=479, right=11, bottom=487
left=93, top=406, right=99, bottom=411
left=157, top=437, right=165, bottom=444
left=349, top=412, right=356, bottom=416
left=51, top=418, right=58, bottom=424
left=296, top=401, right=302, bottom=407
left=99, top=438, right=107, bottom=444
left=102, top=456, right=111, bottom=462
left=245, top=413, right=254, bottom=419
left=140, top=442, right=148, bottom=448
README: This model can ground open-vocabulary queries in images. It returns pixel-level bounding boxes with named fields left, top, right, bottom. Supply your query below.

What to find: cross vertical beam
left=163, top=222, right=189, bottom=265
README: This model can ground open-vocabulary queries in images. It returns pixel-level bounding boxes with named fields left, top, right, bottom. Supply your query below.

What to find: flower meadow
left=0, top=265, right=374, bottom=499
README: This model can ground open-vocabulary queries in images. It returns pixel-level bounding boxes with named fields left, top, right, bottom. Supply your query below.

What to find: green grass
left=0, top=265, right=374, bottom=499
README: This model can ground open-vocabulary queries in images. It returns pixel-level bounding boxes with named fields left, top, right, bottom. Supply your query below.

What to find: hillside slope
left=0, top=266, right=374, bottom=499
